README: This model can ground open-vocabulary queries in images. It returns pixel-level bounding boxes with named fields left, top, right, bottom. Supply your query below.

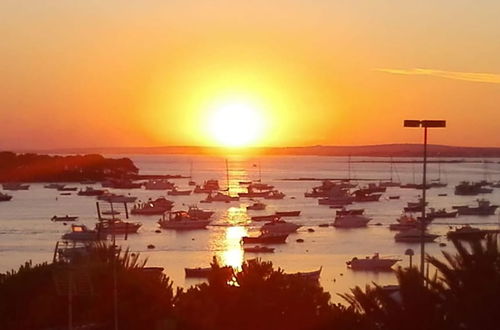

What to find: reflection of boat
left=447, top=225, right=486, bottom=240
left=244, top=246, right=275, bottom=253
left=187, top=205, right=214, bottom=220
left=285, top=267, right=322, bottom=281
left=346, top=253, right=400, bottom=270
left=51, top=215, right=78, bottom=222
left=264, top=190, right=285, bottom=200
left=251, top=215, right=280, bottom=222
left=453, top=199, right=498, bottom=216
left=394, top=228, right=439, bottom=242
left=158, top=211, right=211, bottom=229
left=131, top=197, right=174, bottom=215
left=167, top=188, right=192, bottom=196
left=333, top=215, right=371, bottom=228
left=77, top=187, right=105, bottom=196
left=2, top=183, right=30, bottom=190
left=98, top=193, right=137, bottom=203
left=201, top=192, right=239, bottom=203
left=275, top=210, right=301, bottom=217
left=242, top=232, right=289, bottom=244
left=144, top=179, right=175, bottom=190
left=0, top=192, right=13, bottom=201
left=247, top=201, right=266, bottom=211
left=62, top=224, right=106, bottom=241
left=96, top=219, right=142, bottom=234
left=261, top=219, right=301, bottom=234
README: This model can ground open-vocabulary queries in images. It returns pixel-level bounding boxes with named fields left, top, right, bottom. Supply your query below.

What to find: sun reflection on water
left=217, top=226, right=247, bottom=270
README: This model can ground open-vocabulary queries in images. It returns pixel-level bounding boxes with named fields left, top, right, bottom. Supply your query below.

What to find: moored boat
left=336, top=208, right=364, bottom=216
left=158, top=211, right=211, bottom=229
left=62, top=224, right=106, bottom=241
left=51, top=215, right=78, bottom=222
left=0, top=192, right=13, bottom=201
left=2, top=183, right=30, bottom=190
left=131, top=197, right=174, bottom=215
left=167, top=188, right=192, bottom=196
left=332, top=215, right=371, bottom=228
left=275, top=210, right=301, bottom=217
left=251, top=215, right=281, bottom=222
left=394, top=228, right=439, bottom=243
left=346, top=253, right=400, bottom=271
left=96, top=219, right=142, bottom=234
left=247, top=201, right=267, bottom=211
left=261, top=219, right=301, bottom=234
left=44, top=183, right=66, bottom=189
left=77, top=187, right=106, bottom=196
left=447, top=225, right=486, bottom=240
left=187, top=205, right=214, bottom=220
left=285, top=267, right=322, bottom=281
left=98, top=193, right=137, bottom=203
left=454, top=199, right=498, bottom=216
left=241, top=232, right=289, bottom=244
left=144, top=179, right=175, bottom=190
left=244, top=246, right=275, bottom=253
left=264, top=190, right=285, bottom=200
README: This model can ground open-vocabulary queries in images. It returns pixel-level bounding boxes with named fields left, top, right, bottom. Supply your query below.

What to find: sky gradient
left=1, top=1, right=499, bottom=149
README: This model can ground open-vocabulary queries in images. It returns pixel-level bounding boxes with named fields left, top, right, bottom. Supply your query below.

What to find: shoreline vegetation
left=0, top=235, right=499, bottom=330
left=25, top=143, right=500, bottom=158
left=0, top=152, right=139, bottom=183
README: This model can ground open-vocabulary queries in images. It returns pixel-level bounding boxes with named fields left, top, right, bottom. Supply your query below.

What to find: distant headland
left=27, top=144, right=500, bottom=158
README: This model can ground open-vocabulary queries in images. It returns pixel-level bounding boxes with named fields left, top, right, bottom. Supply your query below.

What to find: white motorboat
left=332, top=215, right=371, bottom=228
left=2, top=183, right=30, bottom=190
left=346, top=253, right=400, bottom=271
left=261, top=219, right=301, bottom=234
left=144, top=179, right=175, bottom=190
left=62, top=224, right=107, bottom=241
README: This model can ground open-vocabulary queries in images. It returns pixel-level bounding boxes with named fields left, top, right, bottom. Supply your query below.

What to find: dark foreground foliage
left=1, top=235, right=499, bottom=330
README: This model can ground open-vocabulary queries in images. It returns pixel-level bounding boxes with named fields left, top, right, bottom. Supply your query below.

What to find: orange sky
left=1, top=1, right=500, bottom=149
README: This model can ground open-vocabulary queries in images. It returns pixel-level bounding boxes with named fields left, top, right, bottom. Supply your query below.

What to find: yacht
left=95, top=219, right=142, bottom=234
left=332, top=215, right=371, bottom=228
left=201, top=192, right=239, bottom=203
left=447, top=225, right=486, bottom=240
left=2, top=183, right=29, bottom=190
left=131, top=197, right=174, bottom=215
left=453, top=199, right=498, bottom=216
left=346, top=253, right=400, bottom=271
left=144, top=179, right=175, bottom=190
left=260, top=219, right=301, bottom=234
left=394, top=228, right=439, bottom=243
left=62, top=224, right=106, bottom=241
left=187, top=205, right=214, bottom=220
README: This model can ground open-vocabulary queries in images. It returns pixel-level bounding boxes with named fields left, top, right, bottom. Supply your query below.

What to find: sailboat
left=430, top=159, right=447, bottom=187
left=188, top=160, right=196, bottom=186
left=380, top=157, right=401, bottom=187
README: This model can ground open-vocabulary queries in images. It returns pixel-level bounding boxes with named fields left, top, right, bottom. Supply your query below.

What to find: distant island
left=0, top=152, right=138, bottom=182
left=36, top=144, right=500, bottom=158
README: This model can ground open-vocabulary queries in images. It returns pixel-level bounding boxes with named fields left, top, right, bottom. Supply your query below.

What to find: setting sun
left=207, top=100, right=265, bottom=147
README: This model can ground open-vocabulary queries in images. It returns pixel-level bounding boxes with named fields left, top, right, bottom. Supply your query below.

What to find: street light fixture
left=403, top=119, right=446, bottom=275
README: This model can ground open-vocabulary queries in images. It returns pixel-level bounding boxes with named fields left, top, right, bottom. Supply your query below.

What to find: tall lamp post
left=403, top=119, right=446, bottom=275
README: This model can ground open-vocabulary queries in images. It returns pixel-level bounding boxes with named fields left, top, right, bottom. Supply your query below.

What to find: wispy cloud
left=376, top=68, right=500, bottom=84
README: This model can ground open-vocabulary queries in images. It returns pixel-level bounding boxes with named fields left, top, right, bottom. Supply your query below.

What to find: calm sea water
left=1, top=155, right=500, bottom=302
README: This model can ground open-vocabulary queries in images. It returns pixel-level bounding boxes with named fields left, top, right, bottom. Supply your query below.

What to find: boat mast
left=226, top=159, right=230, bottom=191
left=259, top=160, right=262, bottom=182
left=347, top=155, right=351, bottom=181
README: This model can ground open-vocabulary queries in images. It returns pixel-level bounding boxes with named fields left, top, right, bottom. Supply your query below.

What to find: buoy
left=296, top=238, right=304, bottom=243
left=147, top=244, right=155, bottom=249
left=375, top=223, right=382, bottom=226
left=155, top=230, right=161, bottom=233
left=308, top=228, right=315, bottom=233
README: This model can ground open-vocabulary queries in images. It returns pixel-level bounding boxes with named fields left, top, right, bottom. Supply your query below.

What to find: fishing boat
left=77, top=187, right=106, bottom=196
left=426, top=208, right=458, bottom=219
left=455, top=181, right=493, bottom=195
left=336, top=208, right=364, bottom=216
left=62, top=224, right=106, bottom=241
left=389, top=213, right=421, bottom=231
left=346, top=253, right=400, bottom=271
left=247, top=201, right=266, bottom=211
left=51, top=215, right=78, bottom=222
left=2, top=183, right=30, bottom=190
left=187, top=205, right=214, bottom=220
left=158, top=211, right=211, bottom=229
left=261, top=219, right=301, bottom=234
left=44, top=183, right=66, bottom=189
left=394, top=228, right=439, bottom=243
left=0, top=192, right=13, bottom=201
left=264, top=190, right=285, bottom=200
left=185, top=266, right=232, bottom=278
left=57, top=186, right=78, bottom=191
left=243, top=246, right=275, bottom=253
left=144, top=179, right=175, bottom=190
left=275, top=210, right=301, bottom=217
left=447, top=225, right=486, bottom=241
left=167, top=188, right=192, bottom=196
left=131, top=197, right=174, bottom=215
left=453, top=199, right=498, bottom=216
left=98, top=193, right=137, bottom=203
left=318, top=186, right=353, bottom=205
left=241, top=232, right=289, bottom=244
left=251, top=215, right=281, bottom=222
left=95, top=219, right=142, bottom=234
left=285, top=267, right=322, bottom=281
left=332, top=215, right=371, bottom=228
left=351, top=191, right=382, bottom=202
